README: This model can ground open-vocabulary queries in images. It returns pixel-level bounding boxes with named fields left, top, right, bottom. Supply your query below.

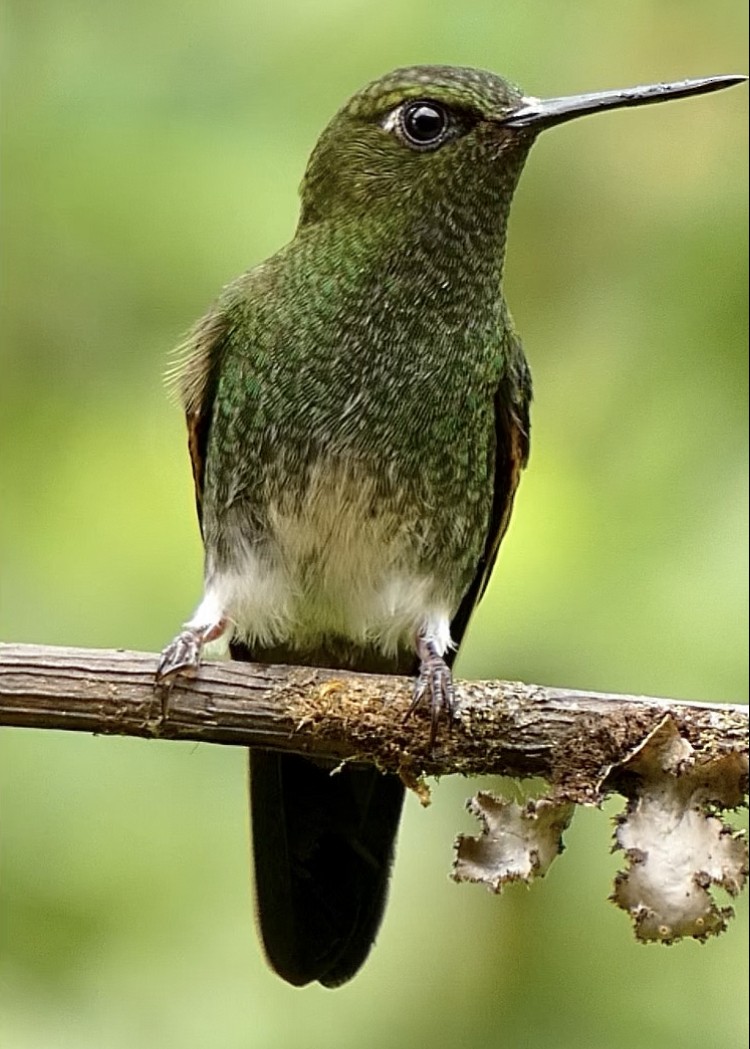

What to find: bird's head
left=298, top=64, right=745, bottom=231
left=298, top=65, right=533, bottom=229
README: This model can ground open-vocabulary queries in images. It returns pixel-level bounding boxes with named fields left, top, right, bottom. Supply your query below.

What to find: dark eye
left=400, top=100, right=450, bottom=149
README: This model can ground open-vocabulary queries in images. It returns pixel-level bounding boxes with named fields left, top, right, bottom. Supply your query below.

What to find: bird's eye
left=399, top=100, right=450, bottom=149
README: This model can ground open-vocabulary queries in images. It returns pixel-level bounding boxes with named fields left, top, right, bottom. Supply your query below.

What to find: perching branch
left=0, top=641, right=745, bottom=796
left=1, top=641, right=748, bottom=943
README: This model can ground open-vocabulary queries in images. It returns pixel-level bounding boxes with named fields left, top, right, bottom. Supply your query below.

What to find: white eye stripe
left=381, top=107, right=402, bottom=133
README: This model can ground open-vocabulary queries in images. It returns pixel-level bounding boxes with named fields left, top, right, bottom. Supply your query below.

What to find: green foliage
left=1, top=1, right=747, bottom=1046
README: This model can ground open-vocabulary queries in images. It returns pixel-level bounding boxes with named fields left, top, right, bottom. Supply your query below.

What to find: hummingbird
left=156, top=65, right=745, bottom=987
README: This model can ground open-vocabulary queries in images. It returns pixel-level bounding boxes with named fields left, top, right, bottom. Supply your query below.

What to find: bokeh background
left=1, top=1, right=747, bottom=1047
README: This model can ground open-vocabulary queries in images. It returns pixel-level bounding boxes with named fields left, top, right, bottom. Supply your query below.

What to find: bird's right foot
left=155, top=615, right=228, bottom=686
left=155, top=628, right=205, bottom=684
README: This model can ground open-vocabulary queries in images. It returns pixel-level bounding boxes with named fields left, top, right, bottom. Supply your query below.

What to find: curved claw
left=155, top=628, right=204, bottom=685
left=404, top=644, right=456, bottom=750
left=155, top=612, right=229, bottom=691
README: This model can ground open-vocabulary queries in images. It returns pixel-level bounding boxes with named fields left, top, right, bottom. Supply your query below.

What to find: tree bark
left=1, top=642, right=746, bottom=801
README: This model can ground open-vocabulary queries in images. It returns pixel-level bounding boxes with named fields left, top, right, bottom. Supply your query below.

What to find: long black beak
left=501, top=74, right=747, bottom=130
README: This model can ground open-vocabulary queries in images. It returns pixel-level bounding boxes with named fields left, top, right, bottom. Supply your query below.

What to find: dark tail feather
left=234, top=640, right=409, bottom=986
left=250, top=750, right=405, bottom=987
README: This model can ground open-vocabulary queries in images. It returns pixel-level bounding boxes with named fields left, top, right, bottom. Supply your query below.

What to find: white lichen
left=452, top=794, right=575, bottom=891
left=610, top=716, right=748, bottom=943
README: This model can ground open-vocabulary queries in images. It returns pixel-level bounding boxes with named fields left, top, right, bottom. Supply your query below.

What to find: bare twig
left=0, top=642, right=746, bottom=800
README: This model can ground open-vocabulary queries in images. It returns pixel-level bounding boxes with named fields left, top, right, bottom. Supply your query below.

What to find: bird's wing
left=164, top=306, right=231, bottom=526
left=449, top=353, right=531, bottom=652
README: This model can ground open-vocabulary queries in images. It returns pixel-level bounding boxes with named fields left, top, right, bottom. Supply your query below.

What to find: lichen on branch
left=1, top=641, right=747, bottom=943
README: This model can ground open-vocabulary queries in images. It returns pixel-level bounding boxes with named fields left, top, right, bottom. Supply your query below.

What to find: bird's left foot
left=405, top=635, right=456, bottom=748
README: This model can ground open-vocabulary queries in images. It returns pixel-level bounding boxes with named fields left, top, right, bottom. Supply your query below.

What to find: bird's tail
left=233, top=640, right=408, bottom=987
left=250, top=750, right=404, bottom=986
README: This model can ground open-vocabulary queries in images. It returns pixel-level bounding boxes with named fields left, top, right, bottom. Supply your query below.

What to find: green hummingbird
left=156, top=65, right=745, bottom=987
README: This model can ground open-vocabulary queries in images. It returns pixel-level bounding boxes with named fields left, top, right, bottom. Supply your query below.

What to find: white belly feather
left=190, top=460, right=454, bottom=658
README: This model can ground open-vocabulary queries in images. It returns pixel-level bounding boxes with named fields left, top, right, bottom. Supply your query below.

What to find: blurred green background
left=1, top=1, right=747, bottom=1047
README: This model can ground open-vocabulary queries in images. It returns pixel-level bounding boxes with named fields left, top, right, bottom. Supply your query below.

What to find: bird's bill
left=501, top=74, right=747, bottom=130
